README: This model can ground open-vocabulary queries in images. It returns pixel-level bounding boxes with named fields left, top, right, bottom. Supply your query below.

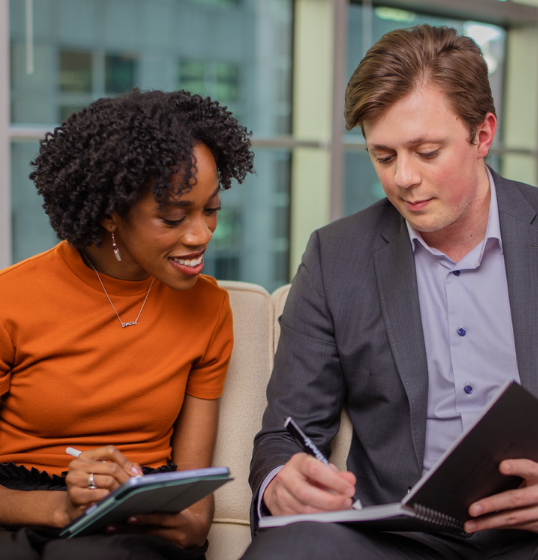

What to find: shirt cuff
left=257, top=465, right=284, bottom=520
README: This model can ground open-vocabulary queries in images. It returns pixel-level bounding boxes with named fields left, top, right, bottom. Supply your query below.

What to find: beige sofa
left=207, top=281, right=352, bottom=560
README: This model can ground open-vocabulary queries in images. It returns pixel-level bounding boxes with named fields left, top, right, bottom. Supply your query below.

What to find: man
left=241, top=24, right=538, bottom=559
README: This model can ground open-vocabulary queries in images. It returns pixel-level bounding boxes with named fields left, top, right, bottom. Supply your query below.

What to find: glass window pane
left=202, top=149, right=291, bottom=293
left=11, top=141, right=59, bottom=263
left=187, top=0, right=240, bottom=7
left=344, top=151, right=383, bottom=216
left=178, top=61, right=206, bottom=96
left=9, top=0, right=293, bottom=134
left=59, top=51, right=92, bottom=93
left=106, top=54, right=137, bottom=95
left=215, top=63, right=241, bottom=103
left=8, top=0, right=293, bottom=291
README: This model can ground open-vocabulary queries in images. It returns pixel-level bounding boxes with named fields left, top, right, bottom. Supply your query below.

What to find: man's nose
left=394, top=155, right=420, bottom=189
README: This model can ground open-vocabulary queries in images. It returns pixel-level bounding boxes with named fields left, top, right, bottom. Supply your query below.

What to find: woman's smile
left=169, top=250, right=206, bottom=276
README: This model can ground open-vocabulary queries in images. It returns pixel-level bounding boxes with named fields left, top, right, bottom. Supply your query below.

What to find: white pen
left=66, top=446, right=82, bottom=458
left=65, top=447, right=143, bottom=477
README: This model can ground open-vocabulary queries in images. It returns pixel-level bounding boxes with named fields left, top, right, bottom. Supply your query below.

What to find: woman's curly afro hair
left=30, top=89, right=255, bottom=249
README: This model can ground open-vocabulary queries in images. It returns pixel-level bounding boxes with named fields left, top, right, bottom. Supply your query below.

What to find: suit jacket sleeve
left=249, top=230, right=347, bottom=531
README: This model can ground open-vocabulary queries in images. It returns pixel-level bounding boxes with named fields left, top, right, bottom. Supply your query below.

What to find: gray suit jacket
left=249, top=170, right=538, bottom=531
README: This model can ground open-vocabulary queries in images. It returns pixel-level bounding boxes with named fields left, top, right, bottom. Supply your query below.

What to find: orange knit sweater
left=0, top=242, right=232, bottom=475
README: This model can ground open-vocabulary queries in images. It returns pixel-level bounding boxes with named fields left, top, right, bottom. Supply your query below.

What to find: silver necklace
left=82, top=253, right=155, bottom=328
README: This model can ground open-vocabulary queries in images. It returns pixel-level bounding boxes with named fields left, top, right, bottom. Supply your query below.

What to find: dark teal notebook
left=60, top=466, right=231, bottom=538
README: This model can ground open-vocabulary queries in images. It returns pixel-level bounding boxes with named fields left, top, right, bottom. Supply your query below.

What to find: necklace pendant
left=81, top=253, right=154, bottom=330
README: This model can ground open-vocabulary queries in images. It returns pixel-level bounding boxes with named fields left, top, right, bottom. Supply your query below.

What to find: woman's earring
left=111, top=232, right=122, bottom=262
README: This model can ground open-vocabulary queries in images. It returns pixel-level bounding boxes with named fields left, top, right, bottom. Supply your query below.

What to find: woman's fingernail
left=131, top=466, right=141, bottom=475
left=345, top=487, right=355, bottom=497
left=105, top=526, right=116, bottom=533
left=128, top=516, right=138, bottom=524
left=466, top=521, right=476, bottom=532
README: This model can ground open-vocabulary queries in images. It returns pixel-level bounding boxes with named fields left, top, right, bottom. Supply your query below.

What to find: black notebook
left=259, top=381, right=538, bottom=536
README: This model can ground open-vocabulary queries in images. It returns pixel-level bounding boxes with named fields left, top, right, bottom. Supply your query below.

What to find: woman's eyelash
left=161, top=205, right=221, bottom=225
left=162, top=217, right=186, bottom=226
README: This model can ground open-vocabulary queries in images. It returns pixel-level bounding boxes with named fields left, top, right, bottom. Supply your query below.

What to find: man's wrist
left=257, top=465, right=284, bottom=519
left=260, top=488, right=273, bottom=516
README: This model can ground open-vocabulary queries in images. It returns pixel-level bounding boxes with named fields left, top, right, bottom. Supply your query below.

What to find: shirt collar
left=406, top=166, right=503, bottom=257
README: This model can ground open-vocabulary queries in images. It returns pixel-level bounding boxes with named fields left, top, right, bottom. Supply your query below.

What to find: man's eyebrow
left=369, top=137, right=444, bottom=150
left=369, top=143, right=393, bottom=151
left=163, top=185, right=221, bottom=208
left=405, top=136, right=444, bottom=146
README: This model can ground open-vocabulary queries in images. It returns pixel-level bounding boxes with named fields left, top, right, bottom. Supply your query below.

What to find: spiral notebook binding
left=413, top=504, right=471, bottom=537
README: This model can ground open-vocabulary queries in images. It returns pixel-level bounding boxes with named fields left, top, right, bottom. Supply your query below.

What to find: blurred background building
left=1, top=0, right=538, bottom=291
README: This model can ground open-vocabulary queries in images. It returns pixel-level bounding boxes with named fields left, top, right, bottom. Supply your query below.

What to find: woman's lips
left=169, top=255, right=204, bottom=277
left=405, top=198, right=431, bottom=211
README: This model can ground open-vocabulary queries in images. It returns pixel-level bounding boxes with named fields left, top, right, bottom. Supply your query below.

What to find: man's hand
left=465, top=459, right=538, bottom=533
left=263, top=452, right=356, bottom=516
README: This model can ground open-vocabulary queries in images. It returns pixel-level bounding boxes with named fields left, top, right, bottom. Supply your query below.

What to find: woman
left=0, top=89, right=254, bottom=559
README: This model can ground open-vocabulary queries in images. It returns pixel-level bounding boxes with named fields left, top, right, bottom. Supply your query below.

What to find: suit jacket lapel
left=373, top=214, right=429, bottom=472
left=494, top=171, right=538, bottom=397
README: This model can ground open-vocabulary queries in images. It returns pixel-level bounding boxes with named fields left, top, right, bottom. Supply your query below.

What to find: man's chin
left=407, top=214, right=466, bottom=240
left=405, top=215, right=448, bottom=235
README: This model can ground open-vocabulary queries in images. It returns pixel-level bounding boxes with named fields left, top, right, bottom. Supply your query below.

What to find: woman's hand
left=64, top=446, right=142, bottom=522
left=105, top=499, right=212, bottom=549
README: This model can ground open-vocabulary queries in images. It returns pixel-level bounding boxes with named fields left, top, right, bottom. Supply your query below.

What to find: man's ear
left=476, top=113, right=497, bottom=160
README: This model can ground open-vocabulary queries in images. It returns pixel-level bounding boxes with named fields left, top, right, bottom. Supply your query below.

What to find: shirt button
left=453, top=270, right=461, bottom=276
left=458, top=327, right=466, bottom=337
left=464, top=385, right=473, bottom=395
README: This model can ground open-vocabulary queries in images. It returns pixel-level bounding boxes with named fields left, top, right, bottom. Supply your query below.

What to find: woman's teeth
left=172, top=256, right=203, bottom=267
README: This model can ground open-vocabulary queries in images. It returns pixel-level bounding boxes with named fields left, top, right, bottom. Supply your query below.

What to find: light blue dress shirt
left=407, top=168, right=521, bottom=475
